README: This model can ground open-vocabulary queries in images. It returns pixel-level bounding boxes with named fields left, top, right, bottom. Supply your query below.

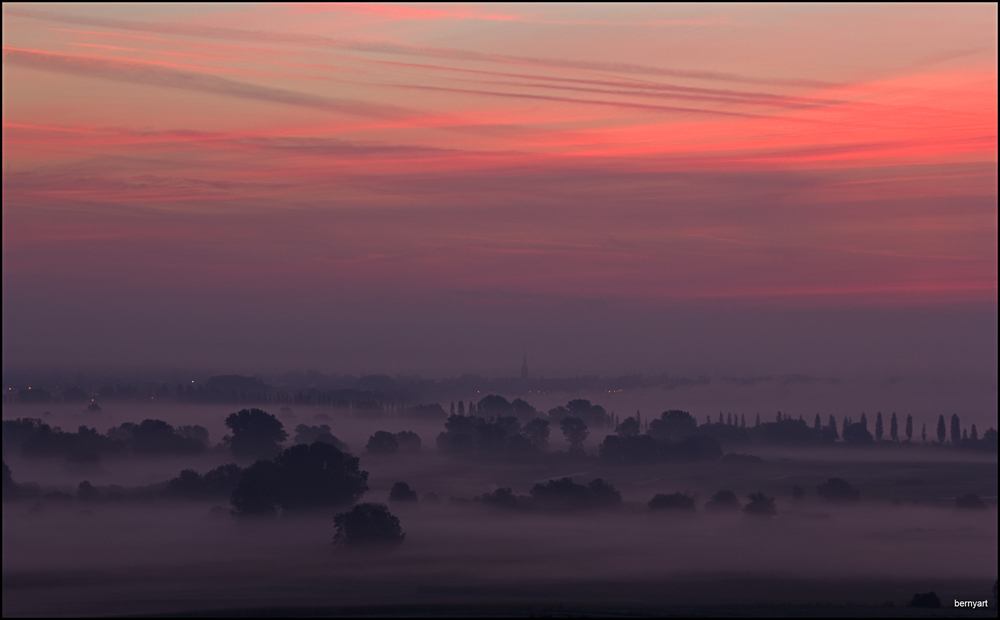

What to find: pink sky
left=2, top=4, right=997, bottom=383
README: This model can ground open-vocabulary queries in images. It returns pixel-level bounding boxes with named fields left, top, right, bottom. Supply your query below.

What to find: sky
left=2, top=4, right=997, bottom=390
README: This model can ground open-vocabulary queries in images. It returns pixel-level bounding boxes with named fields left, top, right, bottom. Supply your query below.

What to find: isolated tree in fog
left=225, top=409, right=287, bottom=459
left=827, top=415, right=839, bottom=440
left=743, top=492, right=776, bottom=516
left=889, top=412, right=898, bottom=442
left=905, top=414, right=913, bottom=442
left=705, top=489, right=739, bottom=511
left=366, top=431, right=399, bottom=455
left=648, top=492, right=696, bottom=512
left=874, top=412, right=883, bottom=442
left=936, top=415, right=946, bottom=444
left=388, top=481, right=418, bottom=502
left=950, top=414, right=961, bottom=445
left=333, top=503, right=404, bottom=549
left=560, top=416, right=589, bottom=451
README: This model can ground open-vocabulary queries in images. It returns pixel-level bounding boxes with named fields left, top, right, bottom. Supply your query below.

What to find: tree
left=648, top=410, right=697, bottom=441
left=522, top=418, right=550, bottom=449
left=231, top=443, right=368, bottom=516
left=225, top=409, right=287, bottom=459
left=842, top=422, right=873, bottom=444
left=389, top=481, right=418, bottom=502
left=816, top=478, right=860, bottom=502
left=648, top=492, right=695, bottom=512
left=293, top=424, right=346, bottom=450
left=615, top=416, right=640, bottom=437
left=813, top=414, right=821, bottom=430
left=366, top=431, right=399, bottom=455
left=705, top=490, right=739, bottom=511
left=889, top=412, right=898, bottom=442
left=2, top=460, right=14, bottom=499
left=921, top=422, right=926, bottom=443
left=529, top=477, right=621, bottom=511
left=743, top=492, right=776, bottom=516
left=827, top=415, right=839, bottom=440
left=950, top=414, right=960, bottom=445
left=936, top=415, right=946, bottom=444
left=560, top=416, right=588, bottom=451
left=395, top=431, right=421, bottom=454
left=874, top=412, right=883, bottom=442
left=333, top=503, right=404, bottom=549
left=907, top=592, right=941, bottom=608
left=905, top=414, right=913, bottom=442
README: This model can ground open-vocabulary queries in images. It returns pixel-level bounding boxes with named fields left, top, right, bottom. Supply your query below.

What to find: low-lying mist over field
left=3, top=396, right=996, bottom=616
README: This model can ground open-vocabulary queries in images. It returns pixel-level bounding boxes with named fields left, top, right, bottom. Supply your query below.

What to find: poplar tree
left=890, top=412, right=898, bottom=442
left=905, top=414, right=913, bottom=442
left=875, top=412, right=884, bottom=442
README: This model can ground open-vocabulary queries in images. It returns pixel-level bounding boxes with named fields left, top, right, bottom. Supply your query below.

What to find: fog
left=4, top=403, right=997, bottom=616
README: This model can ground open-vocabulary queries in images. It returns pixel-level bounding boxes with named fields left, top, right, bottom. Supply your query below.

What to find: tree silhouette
left=333, top=503, right=404, bottom=549
left=231, top=443, right=368, bottom=516
left=955, top=494, right=986, bottom=509
left=293, top=424, right=346, bottom=450
left=827, top=415, right=839, bottom=440
left=705, top=489, right=739, bottom=511
left=875, top=412, right=883, bottom=442
left=522, top=418, right=550, bottom=449
left=648, top=492, right=696, bottom=512
left=366, top=431, right=399, bottom=455
left=743, top=491, right=776, bottom=516
left=225, top=409, right=287, bottom=459
left=905, top=414, right=913, bottom=442
left=889, top=412, right=898, bottom=442
left=77, top=480, right=100, bottom=502
left=907, top=592, right=941, bottom=608
left=389, top=481, right=418, bottom=502
left=921, top=422, right=926, bottom=443
left=560, top=416, right=589, bottom=451
left=816, top=478, right=860, bottom=502
left=936, top=415, right=946, bottom=444
left=950, top=414, right=960, bottom=445
left=395, top=431, right=421, bottom=454
left=616, top=416, right=640, bottom=437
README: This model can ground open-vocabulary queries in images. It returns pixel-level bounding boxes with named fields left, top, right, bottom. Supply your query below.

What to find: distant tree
left=755, top=413, right=760, bottom=427
left=874, top=412, right=883, bottom=442
left=77, top=480, right=100, bottom=502
left=615, top=416, right=640, bottom=437
left=740, top=414, right=746, bottom=428
left=510, top=398, right=537, bottom=419
left=842, top=416, right=850, bottom=439
left=648, top=410, right=697, bottom=441
left=560, top=416, right=589, bottom=452
left=225, top=409, right=287, bottom=459
left=230, top=459, right=284, bottom=516
left=816, top=478, right=860, bottom=502
left=62, top=387, right=89, bottom=403
left=450, top=402, right=455, bottom=416
left=395, top=431, right=421, bottom=454
left=921, top=422, right=926, bottom=443
left=366, top=431, right=399, bottom=455
left=294, top=424, right=346, bottom=450
left=522, top=418, right=550, bottom=449
left=814, top=414, right=821, bottom=430
left=889, top=413, right=898, bottom=442
left=827, top=415, right=839, bottom=440
left=950, top=414, right=960, bottom=445
left=529, top=477, right=621, bottom=511
left=130, top=419, right=205, bottom=455
left=648, top=492, right=696, bottom=512
left=457, top=400, right=465, bottom=416
left=333, top=503, right=404, bottom=549
left=478, top=394, right=513, bottom=416
left=970, top=424, right=978, bottom=441
left=475, top=486, right=522, bottom=509
left=388, top=481, right=418, bottom=502
left=936, top=415, right=946, bottom=444
left=842, top=422, right=873, bottom=444
left=743, top=491, right=776, bottom=516
left=905, top=414, right=913, bottom=442
left=230, top=443, right=368, bottom=516
left=859, top=412, right=868, bottom=431
left=705, top=489, right=739, bottom=511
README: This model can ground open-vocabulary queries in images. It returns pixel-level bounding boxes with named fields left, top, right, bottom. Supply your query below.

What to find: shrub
left=743, top=491, right=776, bottom=516
left=816, top=478, right=860, bottom=502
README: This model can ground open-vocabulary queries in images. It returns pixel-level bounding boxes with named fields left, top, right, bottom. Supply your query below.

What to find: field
left=3, top=404, right=997, bottom=617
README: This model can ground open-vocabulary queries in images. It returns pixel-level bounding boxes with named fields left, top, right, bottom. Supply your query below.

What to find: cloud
left=2, top=47, right=410, bottom=119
